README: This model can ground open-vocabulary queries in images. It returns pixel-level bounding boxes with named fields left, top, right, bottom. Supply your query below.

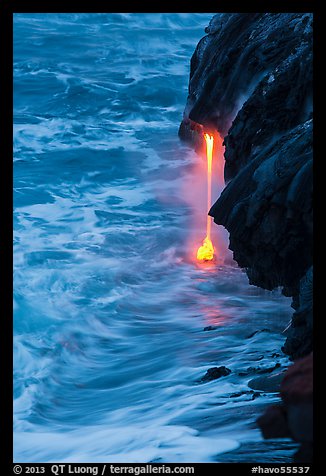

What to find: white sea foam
left=14, top=426, right=239, bottom=463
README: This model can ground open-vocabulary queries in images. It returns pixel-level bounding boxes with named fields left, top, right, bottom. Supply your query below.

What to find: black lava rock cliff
left=179, top=13, right=313, bottom=361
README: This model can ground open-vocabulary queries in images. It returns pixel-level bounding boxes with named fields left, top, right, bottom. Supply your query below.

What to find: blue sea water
left=14, top=13, right=296, bottom=463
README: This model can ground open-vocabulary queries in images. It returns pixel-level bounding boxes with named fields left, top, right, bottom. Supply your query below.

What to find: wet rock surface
left=248, top=371, right=286, bottom=393
left=230, top=390, right=261, bottom=400
left=201, top=366, right=231, bottom=382
left=257, top=353, right=313, bottom=462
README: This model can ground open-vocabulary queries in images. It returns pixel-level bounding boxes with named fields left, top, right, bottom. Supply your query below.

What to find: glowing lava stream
left=196, top=133, right=215, bottom=261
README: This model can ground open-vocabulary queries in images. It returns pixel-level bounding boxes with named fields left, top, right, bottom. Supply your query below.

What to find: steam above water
left=14, top=13, right=294, bottom=462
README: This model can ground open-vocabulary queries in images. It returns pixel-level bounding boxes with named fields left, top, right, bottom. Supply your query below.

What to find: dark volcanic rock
left=293, top=443, right=314, bottom=464
left=282, top=266, right=313, bottom=359
left=180, top=13, right=312, bottom=141
left=230, top=390, right=261, bottom=400
left=180, top=14, right=313, bottom=462
left=248, top=371, right=285, bottom=393
left=201, top=366, right=231, bottom=382
left=281, top=350, right=313, bottom=398
left=179, top=13, right=313, bottom=361
left=257, top=353, right=313, bottom=463
left=257, top=405, right=291, bottom=439
left=210, top=122, right=312, bottom=294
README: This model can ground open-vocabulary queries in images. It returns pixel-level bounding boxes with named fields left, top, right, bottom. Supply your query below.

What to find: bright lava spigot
left=197, top=133, right=215, bottom=261
left=197, top=236, right=214, bottom=261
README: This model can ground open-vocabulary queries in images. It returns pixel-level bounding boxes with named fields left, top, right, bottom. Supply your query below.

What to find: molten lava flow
left=196, top=133, right=215, bottom=261
left=196, top=236, right=214, bottom=261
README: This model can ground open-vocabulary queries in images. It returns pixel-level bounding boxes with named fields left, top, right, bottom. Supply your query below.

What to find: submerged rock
left=201, top=366, right=231, bottom=382
left=230, top=390, right=261, bottom=400
left=179, top=13, right=313, bottom=361
left=248, top=371, right=285, bottom=392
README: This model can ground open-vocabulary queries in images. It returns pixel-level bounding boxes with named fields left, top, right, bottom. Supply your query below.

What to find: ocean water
left=14, top=13, right=296, bottom=463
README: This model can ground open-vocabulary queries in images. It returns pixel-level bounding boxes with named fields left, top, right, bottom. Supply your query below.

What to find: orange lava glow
left=196, top=133, right=215, bottom=261
left=196, top=236, right=214, bottom=261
